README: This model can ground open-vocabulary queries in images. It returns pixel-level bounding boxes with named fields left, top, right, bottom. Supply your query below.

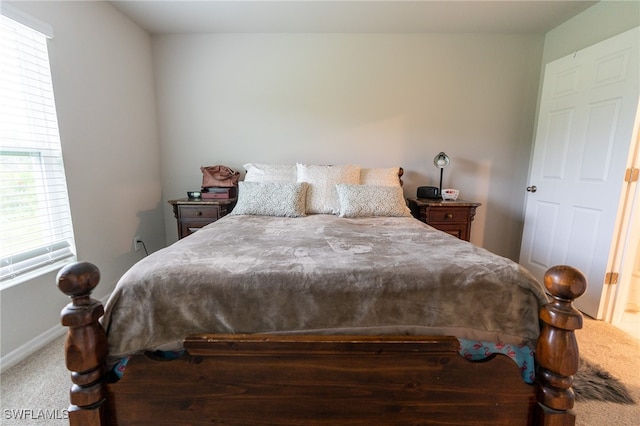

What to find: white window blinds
left=1, top=12, right=76, bottom=286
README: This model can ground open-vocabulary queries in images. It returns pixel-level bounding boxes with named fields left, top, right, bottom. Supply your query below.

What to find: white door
left=519, top=27, right=639, bottom=318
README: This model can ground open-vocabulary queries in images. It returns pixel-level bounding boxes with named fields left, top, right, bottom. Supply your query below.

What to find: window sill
left=0, top=257, right=78, bottom=291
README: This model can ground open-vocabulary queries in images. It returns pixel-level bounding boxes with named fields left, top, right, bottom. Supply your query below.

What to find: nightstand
left=168, top=198, right=236, bottom=239
left=407, top=198, right=480, bottom=241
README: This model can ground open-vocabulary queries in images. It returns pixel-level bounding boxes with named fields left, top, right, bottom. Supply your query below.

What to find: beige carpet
left=0, top=317, right=637, bottom=425
left=574, top=317, right=640, bottom=426
left=1, top=334, right=69, bottom=425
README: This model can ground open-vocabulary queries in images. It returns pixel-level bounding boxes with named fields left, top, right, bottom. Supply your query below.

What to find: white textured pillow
left=231, top=181, right=308, bottom=217
left=297, top=164, right=361, bottom=214
left=336, top=184, right=411, bottom=218
left=360, top=167, right=401, bottom=187
left=243, top=163, right=297, bottom=183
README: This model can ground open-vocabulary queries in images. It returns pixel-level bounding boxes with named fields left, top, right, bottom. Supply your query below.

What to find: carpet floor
left=573, top=317, right=640, bottom=426
left=1, top=317, right=638, bottom=425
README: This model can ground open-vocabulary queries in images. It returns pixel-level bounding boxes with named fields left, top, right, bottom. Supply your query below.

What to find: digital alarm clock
left=417, top=186, right=440, bottom=199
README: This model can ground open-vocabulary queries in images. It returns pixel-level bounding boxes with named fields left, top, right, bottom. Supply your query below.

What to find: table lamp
left=433, top=152, right=450, bottom=199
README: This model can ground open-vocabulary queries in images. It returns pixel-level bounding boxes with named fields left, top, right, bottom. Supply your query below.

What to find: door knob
left=526, top=185, right=537, bottom=193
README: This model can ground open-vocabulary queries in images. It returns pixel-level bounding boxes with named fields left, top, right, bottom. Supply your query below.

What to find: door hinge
left=624, top=168, right=639, bottom=182
left=605, top=272, right=619, bottom=285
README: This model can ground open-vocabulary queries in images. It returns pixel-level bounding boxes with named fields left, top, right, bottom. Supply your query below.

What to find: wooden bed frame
left=57, top=262, right=586, bottom=426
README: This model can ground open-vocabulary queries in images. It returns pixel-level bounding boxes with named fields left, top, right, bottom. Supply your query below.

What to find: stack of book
left=201, top=186, right=237, bottom=199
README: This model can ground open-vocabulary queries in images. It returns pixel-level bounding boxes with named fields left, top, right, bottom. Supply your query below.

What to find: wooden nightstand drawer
left=179, top=221, right=212, bottom=236
left=169, top=198, right=236, bottom=239
left=434, top=223, right=469, bottom=240
left=427, top=207, right=469, bottom=223
left=407, top=198, right=481, bottom=242
left=179, top=205, right=220, bottom=220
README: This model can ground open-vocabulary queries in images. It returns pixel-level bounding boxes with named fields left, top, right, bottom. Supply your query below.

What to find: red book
left=201, top=192, right=230, bottom=199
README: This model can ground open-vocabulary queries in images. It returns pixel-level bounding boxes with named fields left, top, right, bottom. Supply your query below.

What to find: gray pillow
left=336, top=184, right=411, bottom=218
left=231, top=181, right=308, bottom=217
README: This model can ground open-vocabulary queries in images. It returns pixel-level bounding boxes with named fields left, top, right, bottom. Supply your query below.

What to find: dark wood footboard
left=57, top=262, right=586, bottom=426
left=111, top=335, right=535, bottom=425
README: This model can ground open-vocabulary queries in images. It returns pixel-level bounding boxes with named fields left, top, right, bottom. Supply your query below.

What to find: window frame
left=1, top=8, right=77, bottom=289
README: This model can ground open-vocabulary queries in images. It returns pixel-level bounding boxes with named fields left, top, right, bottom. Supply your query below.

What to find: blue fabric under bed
left=458, top=338, right=535, bottom=383
left=110, top=338, right=536, bottom=384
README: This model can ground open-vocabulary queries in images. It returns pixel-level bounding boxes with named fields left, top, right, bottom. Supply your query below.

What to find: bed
left=57, top=164, right=587, bottom=425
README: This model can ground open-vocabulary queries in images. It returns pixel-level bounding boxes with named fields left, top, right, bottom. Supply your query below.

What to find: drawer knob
left=445, top=213, right=453, bottom=219
left=196, top=211, right=202, bottom=216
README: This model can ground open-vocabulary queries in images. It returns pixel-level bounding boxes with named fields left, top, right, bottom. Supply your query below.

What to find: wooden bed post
left=535, top=265, right=587, bottom=426
left=57, top=262, right=108, bottom=426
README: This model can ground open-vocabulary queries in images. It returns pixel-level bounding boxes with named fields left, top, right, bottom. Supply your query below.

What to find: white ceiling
left=109, top=0, right=598, bottom=35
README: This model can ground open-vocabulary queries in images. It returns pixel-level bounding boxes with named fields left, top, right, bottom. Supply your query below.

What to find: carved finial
left=57, top=262, right=100, bottom=301
left=58, top=262, right=108, bottom=425
left=536, top=265, right=587, bottom=421
left=544, top=265, right=587, bottom=302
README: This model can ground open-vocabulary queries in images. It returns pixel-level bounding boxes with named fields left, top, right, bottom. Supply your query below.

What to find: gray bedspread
left=102, top=214, right=548, bottom=360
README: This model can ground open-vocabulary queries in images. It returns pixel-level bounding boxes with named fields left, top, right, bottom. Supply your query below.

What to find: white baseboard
left=0, top=324, right=65, bottom=373
left=0, top=293, right=110, bottom=374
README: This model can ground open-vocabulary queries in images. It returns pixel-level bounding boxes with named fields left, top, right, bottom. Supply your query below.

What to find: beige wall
left=0, top=1, right=162, bottom=363
left=542, top=0, right=640, bottom=65
left=153, top=33, right=544, bottom=259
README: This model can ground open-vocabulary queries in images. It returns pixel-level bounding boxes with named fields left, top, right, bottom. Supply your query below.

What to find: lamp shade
left=433, top=152, right=450, bottom=169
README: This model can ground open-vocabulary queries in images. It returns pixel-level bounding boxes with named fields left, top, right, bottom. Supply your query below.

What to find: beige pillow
left=243, top=163, right=297, bottom=183
left=296, top=164, right=361, bottom=214
left=360, top=167, right=401, bottom=187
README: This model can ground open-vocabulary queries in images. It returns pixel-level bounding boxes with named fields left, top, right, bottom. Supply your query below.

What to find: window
left=1, top=11, right=76, bottom=287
